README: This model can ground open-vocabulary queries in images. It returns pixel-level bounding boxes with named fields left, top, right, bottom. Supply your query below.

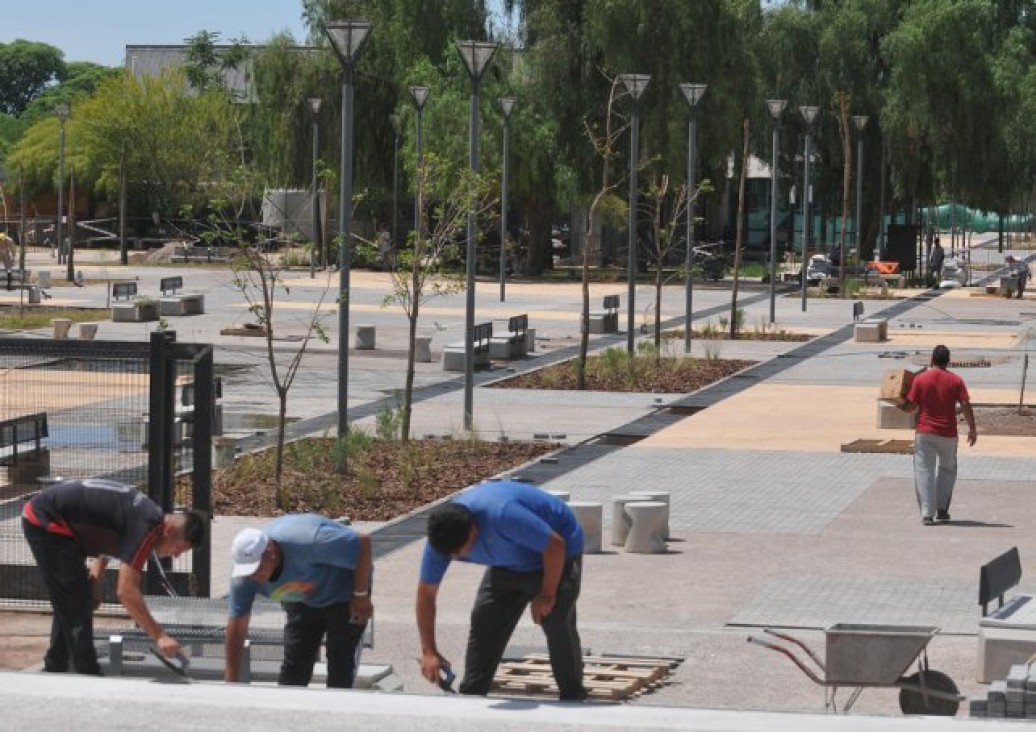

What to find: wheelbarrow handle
left=747, top=634, right=825, bottom=686
left=763, top=628, right=826, bottom=671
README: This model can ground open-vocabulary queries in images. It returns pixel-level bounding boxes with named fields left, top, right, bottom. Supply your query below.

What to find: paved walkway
left=2, top=240, right=1035, bottom=725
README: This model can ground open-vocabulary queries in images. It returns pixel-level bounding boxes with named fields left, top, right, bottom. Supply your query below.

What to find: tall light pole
left=680, top=83, right=706, bottom=354
left=457, top=40, right=498, bottom=432
left=799, top=105, right=819, bottom=312
left=54, top=104, right=69, bottom=274
left=620, top=74, right=650, bottom=355
left=499, top=97, right=516, bottom=302
left=766, top=99, right=787, bottom=324
left=390, top=112, right=402, bottom=259
left=852, top=115, right=869, bottom=254
left=308, top=97, right=322, bottom=277
left=409, top=86, right=430, bottom=242
left=324, top=19, right=372, bottom=447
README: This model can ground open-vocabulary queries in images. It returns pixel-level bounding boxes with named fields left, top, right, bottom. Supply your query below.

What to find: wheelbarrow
left=748, top=623, right=963, bottom=715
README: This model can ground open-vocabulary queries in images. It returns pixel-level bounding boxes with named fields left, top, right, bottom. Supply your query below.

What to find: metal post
left=799, top=106, right=819, bottom=312
left=853, top=116, right=869, bottom=256
left=680, top=83, right=706, bottom=354
left=620, top=74, right=650, bottom=356
left=391, top=113, right=401, bottom=261
left=767, top=100, right=787, bottom=324
left=499, top=98, right=515, bottom=302
left=119, top=142, right=127, bottom=266
left=55, top=104, right=69, bottom=270
left=309, top=98, right=322, bottom=277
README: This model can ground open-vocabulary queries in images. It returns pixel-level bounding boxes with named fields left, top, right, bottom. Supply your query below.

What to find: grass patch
left=0, top=307, right=110, bottom=329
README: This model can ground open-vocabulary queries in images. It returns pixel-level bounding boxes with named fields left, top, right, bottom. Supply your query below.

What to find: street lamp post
left=55, top=104, right=69, bottom=274
left=679, top=83, right=706, bottom=354
left=620, top=74, right=650, bottom=356
left=799, top=105, right=819, bottom=312
left=390, top=112, right=402, bottom=261
left=499, top=97, right=516, bottom=302
left=457, top=40, right=498, bottom=432
left=409, top=86, right=430, bottom=242
left=324, top=19, right=372, bottom=447
left=852, top=115, right=869, bottom=254
left=766, top=99, right=787, bottom=324
left=308, top=97, right=322, bottom=277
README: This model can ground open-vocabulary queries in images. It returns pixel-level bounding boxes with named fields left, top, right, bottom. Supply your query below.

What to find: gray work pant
left=459, top=556, right=586, bottom=700
left=914, top=432, right=958, bottom=518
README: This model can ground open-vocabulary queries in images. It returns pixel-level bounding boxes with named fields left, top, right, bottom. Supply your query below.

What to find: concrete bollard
left=27, top=287, right=41, bottom=304
left=525, top=328, right=536, bottom=353
left=623, top=502, right=668, bottom=554
left=569, top=501, right=603, bottom=553
left=545, top=489, right=570, bottom=502
left=355, top=324, right=376, bottom=350
left=51, top=318, right=72, bottom=339
left=415, top=336, right=432, bottom=363
left=630, top=490, right=670, bottom=539
left=213, top=437, right=238, bottom=469
left=611, top=494, right=644, bottom=547
left=36, top=271, right=51, bottom=289
left=78, top=322, right=99, bottom=340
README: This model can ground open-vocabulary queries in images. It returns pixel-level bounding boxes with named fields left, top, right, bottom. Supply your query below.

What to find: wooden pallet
left=841, top=438, right=914, bottom=454
left=492, top=654, right=680, bottom=701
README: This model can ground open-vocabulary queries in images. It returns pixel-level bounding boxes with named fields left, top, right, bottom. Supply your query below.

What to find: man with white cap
left=223, top=514, right=372, bottom=688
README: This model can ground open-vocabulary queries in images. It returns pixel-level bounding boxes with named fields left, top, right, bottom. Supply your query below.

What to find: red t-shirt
left=906, top=367, right=970, bottom=438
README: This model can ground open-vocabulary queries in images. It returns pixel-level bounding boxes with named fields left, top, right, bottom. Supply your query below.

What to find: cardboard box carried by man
left=879, top=368, right=915, bottom=407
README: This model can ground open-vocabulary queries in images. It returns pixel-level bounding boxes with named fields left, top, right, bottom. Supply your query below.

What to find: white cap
left=230, top=528, right=268, bottom=578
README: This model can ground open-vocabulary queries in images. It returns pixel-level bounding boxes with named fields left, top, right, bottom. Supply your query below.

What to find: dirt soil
left=972, top=406, right=1036, bottom=437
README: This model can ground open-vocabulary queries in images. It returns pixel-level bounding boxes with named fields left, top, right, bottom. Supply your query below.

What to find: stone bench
left=877, top=399, right=916, bottom=430
left=52, top=318, right=72, bottom=339
left=854, top=318, right=888, bottom=343
left=624, top=502, right=668, bottom=554
left=977, top=548, right=1036, bottom=682
left=159, top=275, right=205, bottom=316
left=443, top=321, right=492, bottom=372
left=568, top=501, right=603, bottom=554
left=110, top=281, right=159, bottom=322
left=588, top=294, right=620, bottom=334
left=489, top=314, right=528, bottom=360
left=78, top=322, right=99, bottom=340
left=355, top=324, right=376, bottom=350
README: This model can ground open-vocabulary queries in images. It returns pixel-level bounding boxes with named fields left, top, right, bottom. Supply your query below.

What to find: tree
left=194, top=202, right=332, bottom=510
left=0, top=40, right=66, bottom=115
left=380, top=154, right=497, bottom=442
left=644, top=174, right=689, bottom=361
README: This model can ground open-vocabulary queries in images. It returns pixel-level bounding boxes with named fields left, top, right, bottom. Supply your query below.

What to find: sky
left=0, top=0, right=311, bottom=68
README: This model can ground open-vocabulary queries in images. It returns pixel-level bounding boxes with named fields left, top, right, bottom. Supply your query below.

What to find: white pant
left=914, top=432, right=958, bottom=517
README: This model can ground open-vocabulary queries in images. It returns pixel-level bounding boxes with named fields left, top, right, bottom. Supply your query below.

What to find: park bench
left=588, top=294, right=620, bottom=334
left=490, top=314, right=529, bottom=360
left=976, top=547, right=1036, bottom=682
left=158, top=275, right=205, bottom=316
left=170, top=243, right=230, bottom=264
left=95, top=595, right=394, bottom=687
left=110, top=281, right=159, bottom=323
left=443, top=321, right=493, bottom=372
left=0, top=412, right=48, bottom=467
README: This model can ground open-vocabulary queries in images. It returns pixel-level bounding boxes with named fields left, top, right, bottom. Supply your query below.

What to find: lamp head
left=680, top=83, right=707, bottom=108
left=852, top=115, right=869, bottom=132
left=619, top=74, right=651, bottom=101
left=766, top=99, right=787, bottom=120
left=409, top=86, right=430, bottom=111
left=308, top=98, right=322, bottom=115
left=323, top=20, right=372, bottom=65
left=800, top=105, right=820, bottom=125
left=500, top=97, right=516, bottom=119
left=390, top=113, right=402, bottom=136
left=55, top=103, right=70, bottom=122
left=456, top=40, right=498, bottom=81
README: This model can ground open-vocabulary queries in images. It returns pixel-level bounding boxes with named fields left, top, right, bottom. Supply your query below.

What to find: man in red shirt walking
left=904, top=345, right=978, bottom=525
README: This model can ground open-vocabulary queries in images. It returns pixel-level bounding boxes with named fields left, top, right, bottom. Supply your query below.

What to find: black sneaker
left=936, top=510, right=951, bottom=522
left=922, top=516, right=935, bottom=526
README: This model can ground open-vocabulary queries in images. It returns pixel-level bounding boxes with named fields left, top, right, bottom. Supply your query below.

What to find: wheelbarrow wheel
left=899, top=669, right=959, bottom=716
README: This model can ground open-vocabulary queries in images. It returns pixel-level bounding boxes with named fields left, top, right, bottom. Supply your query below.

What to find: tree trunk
left=524, top=202, right=554, bottom=276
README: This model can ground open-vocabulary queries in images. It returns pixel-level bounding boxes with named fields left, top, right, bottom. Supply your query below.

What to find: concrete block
left=877, top=399, right=917, bottom=430
left=355, top=324, right=376, bottom=350
left=978, top=627, right=1036, bottom=683
left=568, top=501, right=603, bottom=554
left=1007, top=664, right=1029, bottom=688
left=623, top=502, right=668, bottom=554
left=442, top=346, right=464, bottom=372
left=111, top=303, right=138, bottom=322
left=544, top=490, right=570, bottom=502
left=630, top=490, right=671, bottom=539
left=855, top=318, right=888, bottom=342
left=78, top=322, right=98, bottom=340
left=51, top=318, right=72, bottom=339
left=610, top=495, right=643, bottom=547
left=415, top=336, right=432, bottom=363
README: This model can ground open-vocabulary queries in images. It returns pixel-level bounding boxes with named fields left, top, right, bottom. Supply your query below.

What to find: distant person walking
left=903, top=345, right=977, bottom=525
left=928, top=238, right=945, bottom=285
left=416, top=480, right=587, bottom=701
left=1005, top=256, right=1029, bottom=298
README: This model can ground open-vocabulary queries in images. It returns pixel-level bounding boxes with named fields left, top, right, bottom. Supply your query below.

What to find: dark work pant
left=460, top=556, right=586, bottom=700
left=21, top=518, right=102, bottom=675
left=279, top=601, right=366, bottom=688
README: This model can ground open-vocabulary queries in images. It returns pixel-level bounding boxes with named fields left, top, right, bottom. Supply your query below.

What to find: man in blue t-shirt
left=416, top=480, right=587, bottom=700
left=224, top=514, right=372, bottom=688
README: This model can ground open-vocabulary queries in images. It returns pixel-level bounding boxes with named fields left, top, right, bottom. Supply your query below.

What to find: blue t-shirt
left=419, top=481, right=584, bottom=585
left=229, top=514, right=363, bottom=617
